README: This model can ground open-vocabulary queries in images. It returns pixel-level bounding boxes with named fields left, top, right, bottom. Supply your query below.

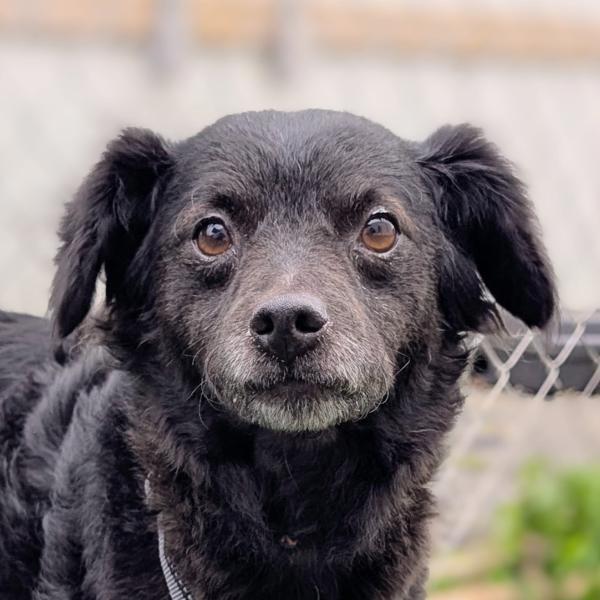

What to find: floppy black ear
left=418, top=124, right=556, bottom=331
left=50, top=128, right=173, bottom=338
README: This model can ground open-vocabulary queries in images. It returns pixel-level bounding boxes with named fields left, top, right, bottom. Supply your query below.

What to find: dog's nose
left=250, top=294, right=328, bottom=362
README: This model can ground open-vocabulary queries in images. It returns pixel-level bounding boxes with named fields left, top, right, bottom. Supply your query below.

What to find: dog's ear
left=50, top=128, right=173, bottom=338
left=418, top=124, right=556, bottom=331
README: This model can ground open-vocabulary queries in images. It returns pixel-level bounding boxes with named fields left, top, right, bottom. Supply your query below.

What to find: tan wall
left=1, top=0, right=599, bottom=61
left=0, top=0, right=154, bottom=39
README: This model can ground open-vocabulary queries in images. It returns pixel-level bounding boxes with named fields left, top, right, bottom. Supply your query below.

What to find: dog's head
left=50, top=111, right=555, bottom=431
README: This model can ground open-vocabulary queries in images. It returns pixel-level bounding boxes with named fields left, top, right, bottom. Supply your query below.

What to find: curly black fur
left=0, top=110, right=555, bottom=599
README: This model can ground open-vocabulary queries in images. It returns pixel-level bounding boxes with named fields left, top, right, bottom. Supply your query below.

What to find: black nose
left=250, top=294, right=328, bottom=362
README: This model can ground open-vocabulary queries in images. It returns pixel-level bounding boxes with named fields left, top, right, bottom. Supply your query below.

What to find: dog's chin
left=218, top=381, right=382, bottom=433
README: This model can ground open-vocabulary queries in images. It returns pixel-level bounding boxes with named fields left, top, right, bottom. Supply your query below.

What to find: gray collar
left=145, top=478, right=193, bottom=600
left=158, top=524, right=194, bottom=600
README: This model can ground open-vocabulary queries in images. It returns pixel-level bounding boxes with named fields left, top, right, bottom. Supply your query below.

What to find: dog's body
left=0, top=110, right=555, bottom=599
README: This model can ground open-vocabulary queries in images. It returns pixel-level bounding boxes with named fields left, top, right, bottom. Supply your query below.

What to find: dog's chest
left=261, top=468, right=325, bottom=552
left=252, top=433, right=378, bottom=560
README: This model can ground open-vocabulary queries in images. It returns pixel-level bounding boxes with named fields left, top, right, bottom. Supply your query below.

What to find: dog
left=0, top=110, right=555, bottom=599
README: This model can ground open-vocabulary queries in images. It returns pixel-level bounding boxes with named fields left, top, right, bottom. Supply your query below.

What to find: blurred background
left=0, top=1, right=599, bottom=598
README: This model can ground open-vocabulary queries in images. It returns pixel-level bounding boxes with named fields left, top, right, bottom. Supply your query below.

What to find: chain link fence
left=433, top=311, right=600, bottom=550
left=0, top=0, right=599, bottom=556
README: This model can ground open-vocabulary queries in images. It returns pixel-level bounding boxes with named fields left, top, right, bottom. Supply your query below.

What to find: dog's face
left=50, top=111, right=555, bottom=431
left=153, top=115, right=440, bottom=431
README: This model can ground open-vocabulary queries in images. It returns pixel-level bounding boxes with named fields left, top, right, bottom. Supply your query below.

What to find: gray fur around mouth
left=208, top=377, right=387, bottom=432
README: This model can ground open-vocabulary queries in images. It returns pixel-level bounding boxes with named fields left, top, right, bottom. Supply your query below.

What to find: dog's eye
left=194, top=219, right=232, bottom=256
left=360, top=214, right=398, bottom=253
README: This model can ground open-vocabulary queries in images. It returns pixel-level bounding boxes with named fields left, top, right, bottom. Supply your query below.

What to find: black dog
left=0, top=110, right=555, bottom=599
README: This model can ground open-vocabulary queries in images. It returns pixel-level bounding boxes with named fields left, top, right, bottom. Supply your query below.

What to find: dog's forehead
left=187, top=109, right=401, bottom=153
left=172, top=111, right=417, bottom=215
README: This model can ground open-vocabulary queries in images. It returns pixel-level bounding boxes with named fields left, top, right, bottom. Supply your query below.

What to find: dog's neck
left=124, top=335, right=465, bottom=598
left=131, top=403, right=432, bottom=598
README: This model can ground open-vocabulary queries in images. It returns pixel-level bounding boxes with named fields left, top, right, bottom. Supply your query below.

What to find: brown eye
left=194, top=219, right=232, bottom=256
left=360, top=215, right=398, bottom=253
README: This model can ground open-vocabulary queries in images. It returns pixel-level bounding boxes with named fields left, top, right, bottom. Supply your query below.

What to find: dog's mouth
left=207, top=372, right=383, bottom=433
left=245, top=376, right=344, bottom=397
left=202, top=343, right=396, bottom=432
